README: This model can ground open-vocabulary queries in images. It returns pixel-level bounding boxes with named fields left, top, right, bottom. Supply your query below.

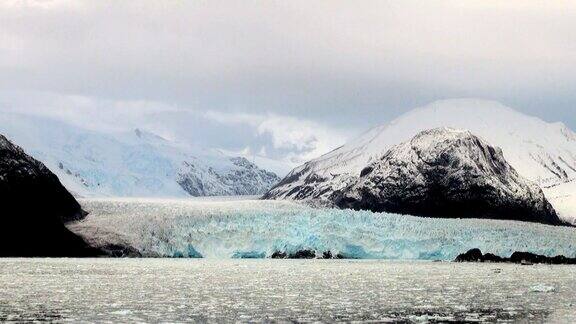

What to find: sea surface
left=1, top=259, right=575, bottom=323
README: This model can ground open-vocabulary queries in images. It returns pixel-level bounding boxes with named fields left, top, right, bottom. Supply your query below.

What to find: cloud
left=204, top=110, right=349, bottom=162
left=0, top=90, right=346, bottom=164
left=0, top=90, right=180, bottom=134
left=0, top=0, right=574, bottom=164
left=256, top=115, right=347, bottom=162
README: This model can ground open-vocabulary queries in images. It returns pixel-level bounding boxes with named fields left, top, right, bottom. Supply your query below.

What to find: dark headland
left=455, top=248, right=576, bottom=265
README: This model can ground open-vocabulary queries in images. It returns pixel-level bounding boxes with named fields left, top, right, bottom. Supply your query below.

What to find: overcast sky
left=0, top=1, right=575, bottom=165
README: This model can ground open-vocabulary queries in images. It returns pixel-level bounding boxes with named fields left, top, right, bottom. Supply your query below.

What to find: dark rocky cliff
left=0, top=134, right=99, bottom=256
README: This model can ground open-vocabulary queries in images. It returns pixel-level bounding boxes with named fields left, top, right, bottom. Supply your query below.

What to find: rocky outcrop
left=455, top=248, right=576, bottom=265
left=267, top=128, right=563, bottom=225
left=270, top=250, right=345, bottom=259
left=0, top=135, right=100, bottom=257
left=454, top=248, right=505, bottom=263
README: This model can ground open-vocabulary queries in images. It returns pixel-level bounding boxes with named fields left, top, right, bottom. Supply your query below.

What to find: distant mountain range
left=265, top=99, right=576, bottom=224
left=0, top=113, right=280, bottom=197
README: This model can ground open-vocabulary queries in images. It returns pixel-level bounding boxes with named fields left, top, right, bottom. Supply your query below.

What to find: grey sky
left=0, top=1, right=575, bottom=164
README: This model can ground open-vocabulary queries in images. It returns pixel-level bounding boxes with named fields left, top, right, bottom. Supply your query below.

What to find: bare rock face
left=0, top=134, right=99, bottom=257
left=334, top=128, right=561, bottom=224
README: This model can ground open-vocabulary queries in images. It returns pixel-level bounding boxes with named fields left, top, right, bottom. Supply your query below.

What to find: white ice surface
left=72, top=198, right=576, bottom=259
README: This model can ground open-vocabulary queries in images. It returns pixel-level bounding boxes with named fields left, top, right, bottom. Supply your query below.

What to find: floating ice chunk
left=530, top=285, right=556, bottom=293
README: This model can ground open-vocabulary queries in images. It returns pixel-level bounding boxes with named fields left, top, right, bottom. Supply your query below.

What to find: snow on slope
left=299, top=99, right=576, bottom=186
left=268, top=99, right=576, bottom=221
left=545, top=180, right=576, bottom=225
left=70, top=198, right=576, bottom=259
left=0, top=112, right=279, bottom=197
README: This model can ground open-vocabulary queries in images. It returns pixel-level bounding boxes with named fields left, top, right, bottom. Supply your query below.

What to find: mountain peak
left=265, top=100, right=576, bottom=223
left=133, top=128, right=168, bottom=142
left=334, top=128, right=561, bottom=224
left=319, top=99, right=576, bottom=187
left=412, top=127, right=473, bottom=140
left=266, top=127, right=562, bottom=225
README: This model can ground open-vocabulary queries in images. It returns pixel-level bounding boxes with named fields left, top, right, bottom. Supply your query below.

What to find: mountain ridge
left=0, top=112, right=280, bottom=198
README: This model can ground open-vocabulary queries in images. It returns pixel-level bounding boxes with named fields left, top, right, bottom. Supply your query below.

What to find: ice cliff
left=70, top=198, right=576, bottom=259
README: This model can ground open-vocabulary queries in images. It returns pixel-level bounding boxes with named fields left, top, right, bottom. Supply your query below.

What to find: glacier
left=70, top=198, right=576, bottom=259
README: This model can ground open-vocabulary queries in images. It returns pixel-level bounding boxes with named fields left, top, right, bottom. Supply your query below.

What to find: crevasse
left=75, top=198, right=576, bottom=259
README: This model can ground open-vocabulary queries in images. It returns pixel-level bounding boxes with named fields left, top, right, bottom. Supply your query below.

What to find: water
left=71, top=198, right=576, bottom=260
left=1, top=259, right=576, bottom=323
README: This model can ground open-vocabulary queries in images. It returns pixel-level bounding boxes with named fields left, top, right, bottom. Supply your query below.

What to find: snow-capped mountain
left=0, top=112, right=280, bottom=197
left=265, top=99, right=576, bottom=223
left=336, top=128, right=560, bottom=225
